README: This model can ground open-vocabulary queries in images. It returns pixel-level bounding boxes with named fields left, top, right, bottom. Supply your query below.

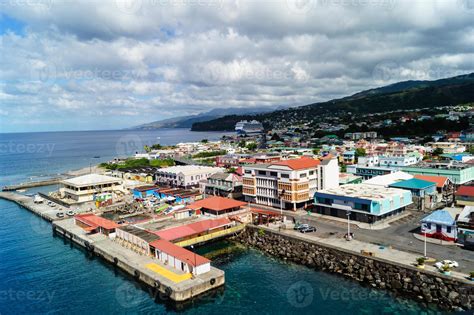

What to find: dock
left=1, top=191, right=226, bottom=303
left=53, top=219, right=225, bottom=302
left=2, top=178, right=63, bottom=191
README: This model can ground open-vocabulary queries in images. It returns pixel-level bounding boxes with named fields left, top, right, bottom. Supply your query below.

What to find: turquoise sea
left=0, top=129, right=447, bottom=314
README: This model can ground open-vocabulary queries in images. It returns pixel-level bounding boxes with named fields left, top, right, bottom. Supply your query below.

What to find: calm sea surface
left=0, top=130, right=445, bottom=314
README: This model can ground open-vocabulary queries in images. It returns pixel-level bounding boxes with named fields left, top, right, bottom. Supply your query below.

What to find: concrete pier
left=1, top=191, right=225, bottom=303
left=2, top=178, right=62, bottom=191
left=53, top=219, right=225, bottom=302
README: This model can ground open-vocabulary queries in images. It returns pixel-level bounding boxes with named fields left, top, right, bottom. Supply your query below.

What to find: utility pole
left=347, top=210, right=351, bottom=241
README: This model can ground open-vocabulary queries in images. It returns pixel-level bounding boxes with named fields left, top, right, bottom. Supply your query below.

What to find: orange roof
left=149, top=239, right=210, bottom=267
left=456, top=185, right=474, bottom=197
left=75, top=213, right=119, bottom=230
left=272, top=157, right=320, bottom=170
left=251, top=208, right=281, bottom=216
left=414, top=175, right=449, bottom=188
left=187, top=196, right=246, bottom=212
left=153, top=218, right=232, bottom=241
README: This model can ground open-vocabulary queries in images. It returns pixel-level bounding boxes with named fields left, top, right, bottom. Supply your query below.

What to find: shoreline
left=2, top=189, right=472, bottom=311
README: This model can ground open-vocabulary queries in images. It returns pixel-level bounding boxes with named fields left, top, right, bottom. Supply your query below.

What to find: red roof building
left=456, top=185, right=474, bottom=207
left=153, top=218, right=232, bottom=242
left=187, top=196, right=246, bottom=215
left=272, top=156, right=321, bottom=170
left=149, top=239, right=210, bottom=271
left=75, top=213, right=119, bottom=235
left=414, top=175, right=450, bottom=189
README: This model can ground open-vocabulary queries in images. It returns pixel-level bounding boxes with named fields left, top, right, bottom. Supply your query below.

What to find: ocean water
left=0, top=130, right=444, bottom=314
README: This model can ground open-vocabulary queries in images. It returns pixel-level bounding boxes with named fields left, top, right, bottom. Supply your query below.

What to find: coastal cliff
left=234, top=226, right=474, bottom=311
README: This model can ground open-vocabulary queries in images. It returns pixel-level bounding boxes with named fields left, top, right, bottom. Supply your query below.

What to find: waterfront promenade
left=264, top=223, right=472, bottom=282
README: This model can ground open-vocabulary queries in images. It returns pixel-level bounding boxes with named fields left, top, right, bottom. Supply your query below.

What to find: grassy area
left=192, top=150, right=227, bottom=159
left=99, top=158, right=175, bottom=170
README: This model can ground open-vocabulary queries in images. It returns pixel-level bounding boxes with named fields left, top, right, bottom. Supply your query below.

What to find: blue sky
left=1, top=0, right=474, bottom=133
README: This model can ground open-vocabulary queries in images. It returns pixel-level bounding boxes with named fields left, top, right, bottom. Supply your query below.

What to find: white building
left=60, top=174, right=124, bottom=203
left=428, top=142, right=466, bottom=154
left=155, top=165, right=225, bottom=188
left=242, top=156, right=339, bottom=210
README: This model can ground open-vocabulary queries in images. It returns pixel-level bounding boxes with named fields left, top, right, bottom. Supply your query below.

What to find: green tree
left=340, top=164, right=347, bottom=173
left=312, top=147, right=320, bottom=155
left=201, top=139, right=208, bottom=143
left=238, top=140, right=246, bottom=148
left=432, top=148, right=444, bottom=156
left=355, top=148, right=366, bottom=157
left=246, top=142, right=257, bottom=151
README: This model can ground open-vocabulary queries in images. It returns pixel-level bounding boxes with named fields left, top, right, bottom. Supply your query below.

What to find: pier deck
left=0, top=191, right=225, bottom=302
left=53, top=218, right=224, bottom=301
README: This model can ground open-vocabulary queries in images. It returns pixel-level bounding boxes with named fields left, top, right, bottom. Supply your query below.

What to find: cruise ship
left=235, top=120, right=264, bottom=135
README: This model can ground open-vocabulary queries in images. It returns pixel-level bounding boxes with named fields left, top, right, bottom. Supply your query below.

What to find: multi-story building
left=402, top=161, right=474, bottom=185
left=344, top=131, right=377, bottom=140
left=313, top=184, right=413, bottom=223
left=200, top=172, right=243, bottom=199
left=428, top=142, right=466, bottom=154
left=242, top=156, right=339, bottom=210
left=60, top=174, right=124, bottom=203
left=347, top=154, right=423, bottom=180
left=155, top=165, right=225, bottom=188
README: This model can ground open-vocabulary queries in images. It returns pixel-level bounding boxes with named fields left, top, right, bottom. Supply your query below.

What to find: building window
left=309, top=171, right=314, bottom=175
left=300, top=173, right=307, bottom=178
left=270, top=172, right=277, bottom=176
left=446, top=226, right=451, bottom=233
left=258, top=170, right=266, bottom=176
left=281, top=174, right=289, bottom=178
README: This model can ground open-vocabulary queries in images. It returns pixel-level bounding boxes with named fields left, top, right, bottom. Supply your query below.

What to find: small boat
left=66, top=210, right=76, bottom=217
left=56, top=212, right=65, bottom=218
left=93, top=156, right=100, bottom=158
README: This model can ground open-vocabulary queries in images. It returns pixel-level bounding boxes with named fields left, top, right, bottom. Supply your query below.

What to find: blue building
left=132, top=185, right=160, bottom=199
left=314, top=184, right=413, bottom=223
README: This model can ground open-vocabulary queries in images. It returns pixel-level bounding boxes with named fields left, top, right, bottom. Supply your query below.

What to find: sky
left=0, top=0, right=474, bottom=133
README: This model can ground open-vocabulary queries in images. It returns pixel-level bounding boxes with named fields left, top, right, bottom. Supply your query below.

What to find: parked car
left=294, top=223, right=309, bottom=231
left=56, top=212, right=65, bottom=218
left=299, top=226, right=316, bottom=233
left=434, top=260, right=459, bottom=269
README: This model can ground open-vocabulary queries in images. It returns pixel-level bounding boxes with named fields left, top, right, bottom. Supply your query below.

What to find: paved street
left=254, top=206, right=474, bottom=273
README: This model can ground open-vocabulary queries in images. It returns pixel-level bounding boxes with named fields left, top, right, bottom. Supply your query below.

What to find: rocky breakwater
left=234, top=226, right=474, bottom=311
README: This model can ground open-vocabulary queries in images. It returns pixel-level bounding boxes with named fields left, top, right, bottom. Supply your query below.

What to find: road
left=253, top=206, right=474, bottom=273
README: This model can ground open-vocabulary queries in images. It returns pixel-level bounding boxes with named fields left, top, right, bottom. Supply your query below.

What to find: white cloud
left=0, top=0, right=473, bottom=132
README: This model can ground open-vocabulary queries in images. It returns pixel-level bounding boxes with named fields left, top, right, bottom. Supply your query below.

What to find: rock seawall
left=234, top=226, right=474, bottom=311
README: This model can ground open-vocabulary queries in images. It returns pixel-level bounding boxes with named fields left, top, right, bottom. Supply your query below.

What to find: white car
left=434, top=260, right=459, bottom=269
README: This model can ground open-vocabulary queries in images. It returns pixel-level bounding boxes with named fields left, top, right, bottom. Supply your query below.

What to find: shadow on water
left=52, top=230, right=243, bottom=312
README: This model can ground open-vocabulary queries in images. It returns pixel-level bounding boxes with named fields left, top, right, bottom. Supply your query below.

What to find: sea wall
left=234, top=225, right=474, bottom=311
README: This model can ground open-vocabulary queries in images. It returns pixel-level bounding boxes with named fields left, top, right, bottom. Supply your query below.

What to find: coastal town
left=2, top=110, right=474, bottom=310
